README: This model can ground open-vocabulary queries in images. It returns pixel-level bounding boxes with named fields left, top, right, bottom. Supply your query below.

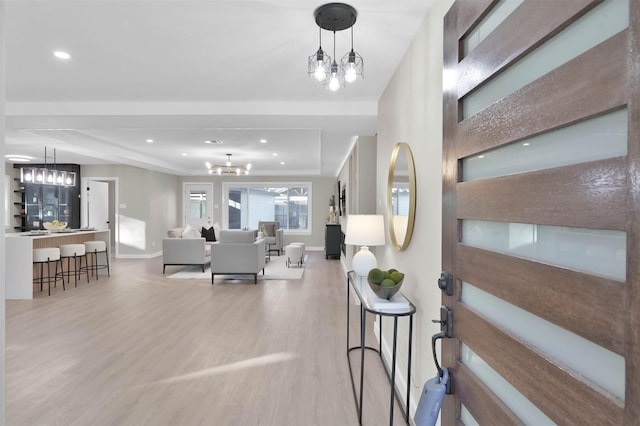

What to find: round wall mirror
left=387, top=142, right=416, bottom=251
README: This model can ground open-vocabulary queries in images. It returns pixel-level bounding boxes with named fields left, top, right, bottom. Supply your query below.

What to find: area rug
left=167, top=254, right=306, bottom=280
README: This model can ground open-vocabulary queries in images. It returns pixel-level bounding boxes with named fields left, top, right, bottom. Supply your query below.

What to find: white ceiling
left=4, top=0, right=434, bottom=177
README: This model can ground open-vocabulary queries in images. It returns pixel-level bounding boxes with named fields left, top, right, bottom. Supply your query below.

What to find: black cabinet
left=325, top=223, right=342, bottom=259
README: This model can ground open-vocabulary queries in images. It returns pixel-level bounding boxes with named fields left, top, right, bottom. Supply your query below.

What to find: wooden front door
left=442, top=0, right=639, bottom=424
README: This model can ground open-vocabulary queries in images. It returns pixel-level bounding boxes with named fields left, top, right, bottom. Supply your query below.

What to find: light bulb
left=24, top=172, right=32, bottom=182
left=65, top=176, right=72, bottom=185
left=328, top=60, right=340, bottom=92
left=345, top=62, right=357, bottom=83
left=314, top=64, right=326, bottom=82
left=329, top=74, right=340, bottom=92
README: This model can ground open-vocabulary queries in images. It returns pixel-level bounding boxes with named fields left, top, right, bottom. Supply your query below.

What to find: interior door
left=183, top=183, right=214, bottom=229
left=87, top=180, right=109, bottom=230
left=442, top=0, right=639, bottom=424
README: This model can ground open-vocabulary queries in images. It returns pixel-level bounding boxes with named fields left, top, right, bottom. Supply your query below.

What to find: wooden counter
left=5, top=230, right=110, bottom=299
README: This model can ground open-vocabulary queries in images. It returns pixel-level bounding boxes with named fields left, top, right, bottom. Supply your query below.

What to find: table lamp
left=345, top=215, right=386, bottom=277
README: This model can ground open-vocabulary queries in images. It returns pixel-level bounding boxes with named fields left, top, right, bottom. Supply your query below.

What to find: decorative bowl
left=368, top=277, right=404, bottom=300
left=43, top=221, right=67, bottom=231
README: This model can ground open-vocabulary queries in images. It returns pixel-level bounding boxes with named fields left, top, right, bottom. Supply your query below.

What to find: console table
left=346, top=271, right=416, bottom=425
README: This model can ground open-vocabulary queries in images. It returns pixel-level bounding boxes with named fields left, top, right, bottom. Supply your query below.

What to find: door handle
left=431, top=306, right=453, bottom=393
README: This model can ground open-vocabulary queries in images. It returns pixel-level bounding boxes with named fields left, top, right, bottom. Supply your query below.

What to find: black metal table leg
left=406, top=315, right=413, bottom=423
left=359, top=304, right=366, bottom=425
left=389, top=317, right=399, bottom=425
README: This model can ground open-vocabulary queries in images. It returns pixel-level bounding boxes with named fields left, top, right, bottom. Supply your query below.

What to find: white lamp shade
left=344, top=215, right=385, bottom=246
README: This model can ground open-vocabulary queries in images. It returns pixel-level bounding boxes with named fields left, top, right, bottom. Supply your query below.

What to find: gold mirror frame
left=387, top=142, right=416, bottom=251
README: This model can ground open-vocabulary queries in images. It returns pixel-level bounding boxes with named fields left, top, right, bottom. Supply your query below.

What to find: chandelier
left=205, top=154, right=252, bottom=176
left=19, top=147, right=76, bottom=186
left=308, top=3, right=363, bottom=92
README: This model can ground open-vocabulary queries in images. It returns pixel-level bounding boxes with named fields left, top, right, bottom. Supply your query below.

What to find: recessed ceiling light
left=4, top=155, right=34, bottom=162
left=182, top=153, right=188, bottom=156
left=260, top=139, right=268, bottom=144
left=204, top=139, right=223, bottom=144
left=280, top=161, right=285, bottom=165
left=478, top=155, right=485, bottom=159
left=146, top=139, right=154, bottom=143
left=523, top=142, right=531, bottom=146
left=53, top=50, right=71, bottom=60
left=272, top=153, right=278, bottom=157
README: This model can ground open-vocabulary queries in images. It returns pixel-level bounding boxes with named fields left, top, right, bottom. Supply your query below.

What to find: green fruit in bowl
left=367, top=268, right=385, bottom=284
left=380, top=278, right=396, bottom=287
left=390, top=271, right=404, bottom=284
left=387, top=268, right=398, bottom=274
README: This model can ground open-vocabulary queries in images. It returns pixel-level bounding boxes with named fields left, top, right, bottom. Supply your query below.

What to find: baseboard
left=117, top=251, right=163, bottom=259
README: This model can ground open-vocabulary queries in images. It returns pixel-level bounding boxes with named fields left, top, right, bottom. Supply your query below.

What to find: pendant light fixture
left=307, top=3, right=363, bottom=92
left=205, top=154, right=252, bottom=176
left=20, top=147, right=76, bottom=187
left=341, top=26, right=364, bottom=83
left=308, top=27, right=331, bottom=82
left=327, top=31, right=342, bottom=92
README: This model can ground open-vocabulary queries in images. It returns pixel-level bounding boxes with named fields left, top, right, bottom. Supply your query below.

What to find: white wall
left=0, top=0, right=7, bottom=421
left=376, top=0, right=454, bottom=415
left=82, top=164, right=181, bottom=257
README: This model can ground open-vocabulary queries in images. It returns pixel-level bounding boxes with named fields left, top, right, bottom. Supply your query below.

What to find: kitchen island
left=5, top=229, right=110, bottom=299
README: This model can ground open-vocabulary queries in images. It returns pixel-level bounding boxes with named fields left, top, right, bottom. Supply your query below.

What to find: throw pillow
left=182, top=223, right=198, bottom=239
left=212, top=222, right=221, bottom=241
left=201, top=226, right=216, bottom=242
left=167, top=228, right=182, bottom=238
left=260, top=223, right=275, bottom=237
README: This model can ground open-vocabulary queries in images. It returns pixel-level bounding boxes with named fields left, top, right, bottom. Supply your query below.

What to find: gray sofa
left=162, top=226, right=212, bottom=274
left=210, top=230, right=266, bottom=284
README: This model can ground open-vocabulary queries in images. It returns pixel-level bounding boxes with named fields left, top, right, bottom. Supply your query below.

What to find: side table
left=346, top=271, right=416, bottom=425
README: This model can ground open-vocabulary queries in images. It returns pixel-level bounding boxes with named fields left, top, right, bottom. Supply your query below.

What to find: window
left=223, top=183, right=311, bottom=233
left=189, top=191, right=207, bottom=220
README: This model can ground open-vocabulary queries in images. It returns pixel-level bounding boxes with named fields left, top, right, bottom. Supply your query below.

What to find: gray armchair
left=210, top=230, right=266, bottom=284
left=258, top=221, right=284, bottom=255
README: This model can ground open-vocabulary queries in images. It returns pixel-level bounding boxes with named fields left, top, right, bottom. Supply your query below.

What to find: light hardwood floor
left=7, top=251, right=407, bottom=425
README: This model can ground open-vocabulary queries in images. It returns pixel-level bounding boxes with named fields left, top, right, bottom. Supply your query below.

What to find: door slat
left=458, top=157, right=627, bottom=230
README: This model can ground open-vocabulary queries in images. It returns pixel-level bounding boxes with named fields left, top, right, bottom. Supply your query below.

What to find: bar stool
left=83, top=240, right=110, bottom=280
left=57, top=244, right=89, bottom=287
left=33, top=247, right=64, bottom=296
